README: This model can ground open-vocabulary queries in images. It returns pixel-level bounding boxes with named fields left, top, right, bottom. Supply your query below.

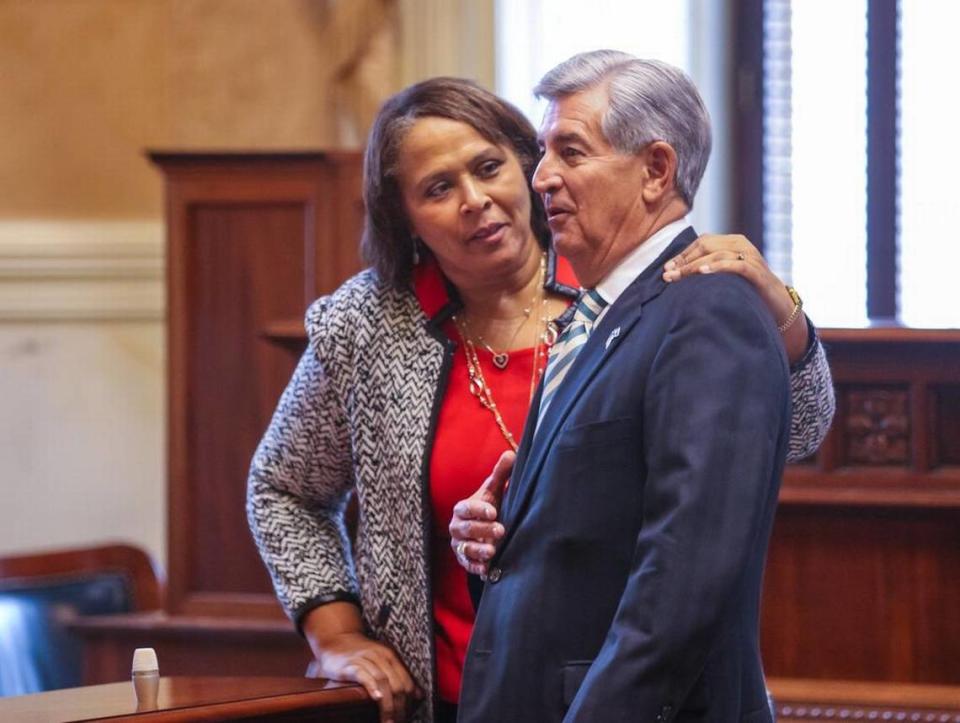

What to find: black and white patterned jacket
left=246, top=263, right=835, bottom=722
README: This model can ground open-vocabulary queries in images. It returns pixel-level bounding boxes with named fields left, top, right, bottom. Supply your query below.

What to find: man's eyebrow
left=541, top=131, right=591, bottom=148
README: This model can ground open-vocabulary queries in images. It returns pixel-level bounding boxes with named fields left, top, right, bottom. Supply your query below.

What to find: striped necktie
left=537, top=288, right=608, bottom=426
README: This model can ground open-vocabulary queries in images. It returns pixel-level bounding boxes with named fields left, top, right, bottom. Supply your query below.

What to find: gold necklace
left=459, top=255, right=546, bottom=370
left=453, top=255, right=555, bottom=451
left=456, top=322, right=521, bottom=452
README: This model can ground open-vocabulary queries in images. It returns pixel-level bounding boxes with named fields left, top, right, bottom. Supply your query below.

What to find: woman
left=246, top=77, right=834, bottom=723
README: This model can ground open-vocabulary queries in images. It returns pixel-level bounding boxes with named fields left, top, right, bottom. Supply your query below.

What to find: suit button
left=487, top=566, right=502, bottom=583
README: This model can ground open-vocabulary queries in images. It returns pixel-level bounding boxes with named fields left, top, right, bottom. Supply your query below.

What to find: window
left=759, top=0, right=960, bottom=328
left=898, top=0, right=960, bottom=327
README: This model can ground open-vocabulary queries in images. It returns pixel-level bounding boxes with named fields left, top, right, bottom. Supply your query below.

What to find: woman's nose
left=460, top=180, right=492, bottom=213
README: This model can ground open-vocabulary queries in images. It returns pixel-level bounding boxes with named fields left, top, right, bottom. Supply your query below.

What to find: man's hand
left=449, top=450, right=514, bottom=577
left=303, top=603, right=420, bottom=723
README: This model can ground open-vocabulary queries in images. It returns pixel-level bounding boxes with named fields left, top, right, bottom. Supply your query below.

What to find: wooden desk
left=0, top=676, right=378, bottom=722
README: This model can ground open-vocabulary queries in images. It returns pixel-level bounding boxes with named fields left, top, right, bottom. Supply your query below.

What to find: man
left=452, top=51, right=790, bottom=722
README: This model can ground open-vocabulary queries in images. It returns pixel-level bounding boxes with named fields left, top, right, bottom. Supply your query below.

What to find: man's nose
left=532, top=155, right=560, bottom=194
left=460, top=179, right=492, bottom=213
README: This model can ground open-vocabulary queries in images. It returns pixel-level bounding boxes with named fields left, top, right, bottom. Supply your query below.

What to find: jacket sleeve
left=246, top=298, right=359, bottom=630
left=785, top=320, right=836, bottom=461
left=564, top=278, right=790, bottom=722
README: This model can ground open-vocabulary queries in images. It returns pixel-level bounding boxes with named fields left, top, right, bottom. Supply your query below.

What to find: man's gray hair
left=534, top=50, right=711, bottom=208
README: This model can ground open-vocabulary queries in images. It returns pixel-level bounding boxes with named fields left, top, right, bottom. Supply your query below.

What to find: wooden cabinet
left=153, top=151, right=364, bottom=620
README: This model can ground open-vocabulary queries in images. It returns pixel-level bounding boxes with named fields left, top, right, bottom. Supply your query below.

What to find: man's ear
left=640, top=141, right=679, bottom=203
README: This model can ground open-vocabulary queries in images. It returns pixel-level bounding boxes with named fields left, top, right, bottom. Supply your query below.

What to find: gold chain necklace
left=459, top=255, right=546, bottom=370
left=453, top=254, right=554, bottom=451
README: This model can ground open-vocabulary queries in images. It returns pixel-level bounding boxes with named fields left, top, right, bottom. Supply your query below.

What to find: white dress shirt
left=593, top=217, right=691, bottom=326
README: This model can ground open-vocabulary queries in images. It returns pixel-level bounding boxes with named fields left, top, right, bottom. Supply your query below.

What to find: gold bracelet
left=778, top=286, right=803, bottom=334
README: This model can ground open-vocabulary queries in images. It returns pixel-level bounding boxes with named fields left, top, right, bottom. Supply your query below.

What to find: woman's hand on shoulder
left=303, top=603, right=420, bottom=723
left=662, top=233, right=810, bottom=363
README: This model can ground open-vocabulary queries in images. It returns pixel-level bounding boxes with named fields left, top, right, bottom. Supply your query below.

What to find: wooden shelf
left=821, top=326, right=960, bottom=344
left=259, top=318, right=308, bottom=343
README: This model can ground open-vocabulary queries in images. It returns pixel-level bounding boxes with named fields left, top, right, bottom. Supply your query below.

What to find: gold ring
left=737, top=252, right=745, bottom=261
left=456, top=541, right=468, bottom=559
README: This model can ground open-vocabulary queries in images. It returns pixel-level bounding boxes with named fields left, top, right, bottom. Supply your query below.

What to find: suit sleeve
left=564, top=279, right=790, bottom=722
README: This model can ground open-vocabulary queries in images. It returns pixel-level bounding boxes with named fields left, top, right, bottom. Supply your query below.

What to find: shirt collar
left=594, top=216, right=691, bottom=307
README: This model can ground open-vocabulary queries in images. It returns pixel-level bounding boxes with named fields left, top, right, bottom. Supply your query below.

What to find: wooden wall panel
left=762, top=507, right=960, bottom=683
left=186, top=203, right=306, bottom=596
left=154, top=152, right=363, bottom=618
left=762, top=329, right=960, bottom=684
left=934, top=385, right=960, bottom=466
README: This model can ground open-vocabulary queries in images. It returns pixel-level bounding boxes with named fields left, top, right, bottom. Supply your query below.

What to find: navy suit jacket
left=458, top=228, right=791, bottom=723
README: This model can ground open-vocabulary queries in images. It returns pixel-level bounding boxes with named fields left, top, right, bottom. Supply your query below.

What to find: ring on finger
left=456, top=541, right=468, bottom=559
left=736, top=252, right=745, bottom=261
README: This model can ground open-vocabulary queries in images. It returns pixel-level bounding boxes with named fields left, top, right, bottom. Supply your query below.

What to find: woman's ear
left=640, top=141, right=679, bottom=203
left=411, top=234, right=421, bottom=265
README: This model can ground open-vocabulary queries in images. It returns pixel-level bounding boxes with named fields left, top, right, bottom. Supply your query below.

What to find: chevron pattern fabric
left=246, top=269, right=445, bottom=723
left=537, top=288, right=608, bottom=425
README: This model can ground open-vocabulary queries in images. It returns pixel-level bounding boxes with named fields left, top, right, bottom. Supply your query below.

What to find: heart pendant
left=492, top=352, right=509, bottom=369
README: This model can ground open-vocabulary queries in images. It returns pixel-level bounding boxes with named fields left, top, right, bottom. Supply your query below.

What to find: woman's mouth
left=469, top=222, right=508, bottom=242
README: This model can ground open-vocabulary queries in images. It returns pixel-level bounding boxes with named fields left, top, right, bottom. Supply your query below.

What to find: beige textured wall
left=0, top=0, right=399, bottom=565
left=0, top=0, right=493, bottom=567
left=0, top=0, right=400, bottom=219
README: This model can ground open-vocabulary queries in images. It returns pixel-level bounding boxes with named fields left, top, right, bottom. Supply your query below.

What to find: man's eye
left=561, top=147, right=582, bottom=159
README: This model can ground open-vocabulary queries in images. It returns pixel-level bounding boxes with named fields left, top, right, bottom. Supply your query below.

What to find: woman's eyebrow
left=414, top=148, right=502, bottom=190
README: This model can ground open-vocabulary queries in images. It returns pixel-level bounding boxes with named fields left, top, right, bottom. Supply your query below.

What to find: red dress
left=414, top=257, right=578, bottom=703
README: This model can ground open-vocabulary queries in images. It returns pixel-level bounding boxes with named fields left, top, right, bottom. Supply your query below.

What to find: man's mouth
left=547, top=205, right=573, bottom=220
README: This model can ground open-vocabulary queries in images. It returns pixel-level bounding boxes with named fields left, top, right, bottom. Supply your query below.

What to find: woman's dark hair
left=361, top=77, right=550, bottom=289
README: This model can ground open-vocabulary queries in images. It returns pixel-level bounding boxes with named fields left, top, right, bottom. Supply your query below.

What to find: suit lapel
left=502, top=381, right=542, bottom=521
left=499, top=228, right=698, bottom=540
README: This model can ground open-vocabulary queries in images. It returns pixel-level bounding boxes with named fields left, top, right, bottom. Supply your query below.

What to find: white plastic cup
left=131, top=647, right=160, bottom=711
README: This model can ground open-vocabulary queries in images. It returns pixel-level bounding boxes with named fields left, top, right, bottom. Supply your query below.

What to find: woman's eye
left=426, top=182, right=450, bottom=198
left=477, top=160, right=502, bottom=178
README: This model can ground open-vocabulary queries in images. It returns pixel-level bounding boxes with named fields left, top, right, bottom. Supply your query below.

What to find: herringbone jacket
left=246, top=266, right=835, bottom=722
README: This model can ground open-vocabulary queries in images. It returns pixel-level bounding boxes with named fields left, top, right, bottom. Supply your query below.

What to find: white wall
left=0, top=222, right=165, bottom=566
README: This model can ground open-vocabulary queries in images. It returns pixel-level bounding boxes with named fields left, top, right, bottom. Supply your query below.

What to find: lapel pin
left=605, top=326, right=621, bottom=350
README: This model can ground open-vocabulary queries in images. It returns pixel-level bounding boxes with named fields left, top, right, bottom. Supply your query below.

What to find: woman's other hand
left=662, top=234, right=809, bottom=363
left=303, top=602, right=420, bottom=723
left=450, top=451, right=513, bottom=577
